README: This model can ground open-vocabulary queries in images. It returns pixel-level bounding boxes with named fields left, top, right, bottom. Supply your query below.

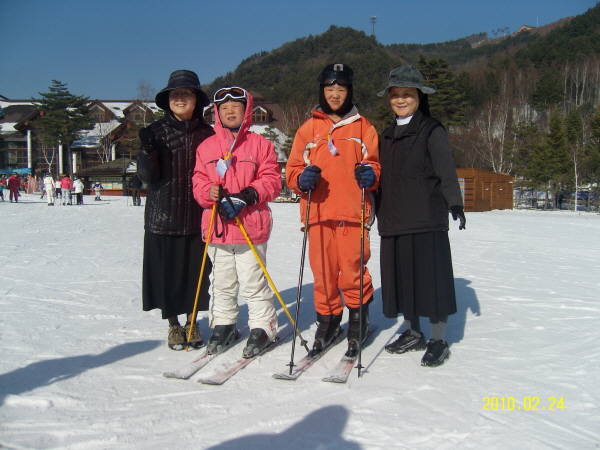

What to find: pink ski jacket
left=61, top=177, right=73, bottom=190
left=192, top=91, right=281, bottom=245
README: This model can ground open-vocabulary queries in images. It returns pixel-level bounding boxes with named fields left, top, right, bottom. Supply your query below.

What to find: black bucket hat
left=377, top=65, right=435, bottom=97
left=155, top=70, right=210, bottom=111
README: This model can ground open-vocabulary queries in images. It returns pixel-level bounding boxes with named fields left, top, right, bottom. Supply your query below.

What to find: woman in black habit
left=375, top=65, right=466, bottom=367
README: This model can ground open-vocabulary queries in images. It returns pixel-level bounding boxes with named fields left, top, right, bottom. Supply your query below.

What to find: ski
left=163, top=351, right=219, bottom=380
left=322, top=326, right=378, bottom=384
left=198, top=332, right=291, bottom=385
left=272, top=328, right=346, bottom=381
left=163, top=330, right=242, bottom=380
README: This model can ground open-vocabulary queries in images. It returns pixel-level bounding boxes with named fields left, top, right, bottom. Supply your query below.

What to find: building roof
left=74, top=158, right=137, bottom=177
left=72, top=121, right=121, bottom=148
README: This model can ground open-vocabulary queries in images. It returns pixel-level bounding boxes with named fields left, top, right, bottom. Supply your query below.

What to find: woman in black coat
left=375, top=66, right=466, bottom=367
left=137, top=70, right=215, bottom=350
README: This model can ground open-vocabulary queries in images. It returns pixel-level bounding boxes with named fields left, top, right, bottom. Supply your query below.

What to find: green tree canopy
left=32, top=80, right=95, bottom=149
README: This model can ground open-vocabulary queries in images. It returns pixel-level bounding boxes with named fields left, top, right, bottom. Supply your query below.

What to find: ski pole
left=234, top=216, right=310, bottom=353
left=287, top=190, right=311, bottom=374
left=187, top=204, right=217, bottom=351
left=356, top=187, right=366, bottom=377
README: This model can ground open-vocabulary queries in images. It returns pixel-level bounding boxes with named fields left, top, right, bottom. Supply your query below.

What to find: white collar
left=396, top=115, right=413, bottom=126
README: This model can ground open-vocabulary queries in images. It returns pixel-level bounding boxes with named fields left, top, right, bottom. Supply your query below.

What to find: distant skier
left=92, top=182, right=104, bottom=201
left=129, top=173, right=143, bottom=206
left=8, top=173, right=20, bottom=203
left=61, top=175, right=73, bottom=205
left=73, top=177, right=84, bottom=205
left=43, top=173, right=55, bottom=206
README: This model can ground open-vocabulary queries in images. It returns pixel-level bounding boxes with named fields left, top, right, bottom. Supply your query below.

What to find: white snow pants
left=62, top=189, right=71, bottom=205
left=208, top=243, right=278, bottom=340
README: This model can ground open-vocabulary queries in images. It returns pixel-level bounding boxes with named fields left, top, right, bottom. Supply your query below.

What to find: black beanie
left=318, top=63, right=354, bottom=117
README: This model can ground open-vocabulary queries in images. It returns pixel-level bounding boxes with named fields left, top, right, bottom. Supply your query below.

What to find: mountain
left=203, top=4, right=600, bottom=126
left=205, top=26, right=403, bottom=114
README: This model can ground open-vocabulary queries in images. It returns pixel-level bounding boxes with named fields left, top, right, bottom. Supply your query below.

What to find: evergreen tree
left=583, top=107, right=600, bottom=208
left=32, top=80, right=95, bottom=163
left=279, top=128, right=298, bottom=159
left=416, top=55, right=467, bottom=127
left=535, top=108, right=569, bottom=207
left=511, top=121, right=542, bottom=178
left=530, top=70, right=563, bottom=111
left=260, top=126, right=282, bottom=149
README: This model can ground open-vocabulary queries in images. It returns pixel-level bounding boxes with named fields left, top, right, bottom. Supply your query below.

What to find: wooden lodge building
left=456, top=168, right=514, bottom=212
left=0, top=92, right=288, bottom=196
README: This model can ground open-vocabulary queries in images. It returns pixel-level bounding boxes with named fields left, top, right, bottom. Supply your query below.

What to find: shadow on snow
left=0, top=340, right=161, bottom=406
left=206, top=404, right=361, bottom=450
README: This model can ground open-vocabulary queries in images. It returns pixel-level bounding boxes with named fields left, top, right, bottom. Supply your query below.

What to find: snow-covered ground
left=1, top=194, right=599, bottom=450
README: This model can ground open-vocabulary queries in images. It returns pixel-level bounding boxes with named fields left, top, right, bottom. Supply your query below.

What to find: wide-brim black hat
left=155, top=70, right=210, bottom=111
left=377, top=65, right=436, bottom=97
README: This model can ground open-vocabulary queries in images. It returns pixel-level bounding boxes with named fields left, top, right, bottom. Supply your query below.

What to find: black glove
left=218, top=187, right=258, bottom=221
left=139, top=127, right=156, bottom=151
left=298, top=165, right=322, bottom=191
left=354, top=163, right=376, bottom=189
left=450, top=205, right=466, bottom=230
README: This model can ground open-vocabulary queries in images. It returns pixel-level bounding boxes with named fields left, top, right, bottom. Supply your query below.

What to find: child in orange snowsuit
left=285, top=63, right=380, bottom=355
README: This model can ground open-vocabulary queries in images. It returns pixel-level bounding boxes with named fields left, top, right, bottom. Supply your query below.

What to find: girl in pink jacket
left=192, top=87, right=281, bottom=358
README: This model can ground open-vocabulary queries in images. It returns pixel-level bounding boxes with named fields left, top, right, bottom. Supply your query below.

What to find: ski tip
left=163, top=372, right=188, bottom=379
left=197, top=378, right=222, bottom=385
left=272, top=373, right=296, bottom=380
left=322, top=376, right=345, bottom=383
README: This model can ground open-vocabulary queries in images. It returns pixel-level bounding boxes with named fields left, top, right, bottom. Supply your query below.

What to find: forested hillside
left=206, top=3, right=600, bottom=209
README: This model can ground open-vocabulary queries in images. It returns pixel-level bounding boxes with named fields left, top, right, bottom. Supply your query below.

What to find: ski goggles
left=213, top=86, right=247, bottom=104
left=318, top=71, right=353, bottom=86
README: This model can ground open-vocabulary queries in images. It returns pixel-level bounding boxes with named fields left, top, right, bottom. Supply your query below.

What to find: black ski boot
left=243, top=328, right=270, bottom=358
left=312, top=313, right=343, bottom=355
left=206, top=324, right=238, bottom=355
left=346, top=304, right=369, bottom=357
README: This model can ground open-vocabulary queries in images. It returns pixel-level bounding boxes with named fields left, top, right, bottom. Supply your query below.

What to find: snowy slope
left=0, top=195, right=599, bottom=450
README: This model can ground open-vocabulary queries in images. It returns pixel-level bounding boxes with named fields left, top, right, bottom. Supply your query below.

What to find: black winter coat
left=376, top=110, right=463, bottom=236
left=137, top=111, right=215, bottom=235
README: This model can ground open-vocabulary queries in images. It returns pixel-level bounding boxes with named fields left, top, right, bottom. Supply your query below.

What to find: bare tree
left=279, top=101, right=313, bottom=136
left=93, top=121, right=121, bottom=163
left=137, top=80, right=156, bottom=128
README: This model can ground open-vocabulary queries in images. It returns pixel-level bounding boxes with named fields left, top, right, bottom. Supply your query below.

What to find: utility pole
left=370, top=16, right=377, bottom=38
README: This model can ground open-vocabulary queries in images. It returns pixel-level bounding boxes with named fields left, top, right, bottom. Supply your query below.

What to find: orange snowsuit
left=286, top=107, right=380, bottom=315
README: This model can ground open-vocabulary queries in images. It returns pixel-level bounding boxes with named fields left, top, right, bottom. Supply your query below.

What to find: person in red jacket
left=285, top=63, right=380, bottom=356
left=61, top=175, right=73, bottom=205
left=8, top=174, right=21, bottom=202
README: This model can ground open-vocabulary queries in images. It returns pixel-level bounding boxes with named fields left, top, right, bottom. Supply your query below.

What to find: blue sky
left=1, top=0, right=597, bottom=100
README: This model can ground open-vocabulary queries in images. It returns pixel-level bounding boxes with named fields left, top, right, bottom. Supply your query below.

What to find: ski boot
left=184, top=321, right=204, bottom=349
left=168, top=324, right=186, bottom=351
left=345, top=304, right=369, bottom=357
left=206, top=324, right=239, bottom=355
left=311, top=312, right=343, bottom=355
left=242, top=328, right=270, bottom=358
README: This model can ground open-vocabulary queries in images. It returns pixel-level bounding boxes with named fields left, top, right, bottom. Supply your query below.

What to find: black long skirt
left=380, top=231, right=457, bottom=319
left=142, top=232, right=211, bottom=319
